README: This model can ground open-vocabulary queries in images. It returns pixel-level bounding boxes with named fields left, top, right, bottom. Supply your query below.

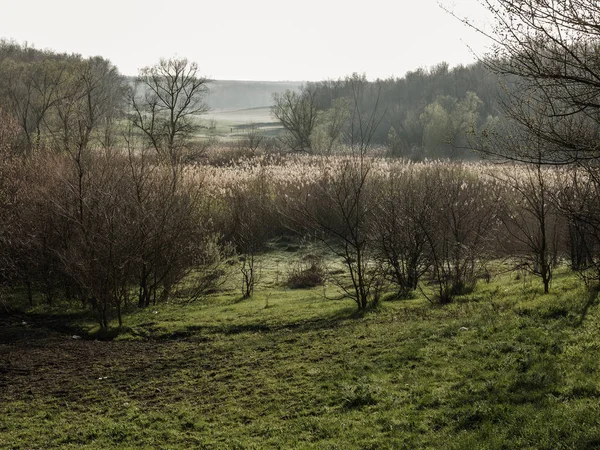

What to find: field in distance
left=200, top=106, right=283, bottom=140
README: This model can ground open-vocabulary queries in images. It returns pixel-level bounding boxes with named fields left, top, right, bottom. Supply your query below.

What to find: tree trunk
left=26, top=280, right=33, bottom=306
left=138, top=266, right=149, bottom=308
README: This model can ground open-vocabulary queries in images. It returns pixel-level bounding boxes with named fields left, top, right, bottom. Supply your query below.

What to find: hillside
left=205, top=80, right=302, bottom=110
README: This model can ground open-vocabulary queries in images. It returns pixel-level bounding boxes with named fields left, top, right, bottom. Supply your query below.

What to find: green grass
left=2, top=255, right=600, bottom=449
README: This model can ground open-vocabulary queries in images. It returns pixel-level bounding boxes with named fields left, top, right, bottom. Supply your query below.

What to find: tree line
left=272, top=63, right=508, bottom=159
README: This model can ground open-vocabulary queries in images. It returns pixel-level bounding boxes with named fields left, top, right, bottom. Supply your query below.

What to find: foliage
left=298, top=64, right=502, bottom=159
left=5, top=144, right=600, bottom=321
left=0, top=42, right=125, bottom=154
left=372, top=164, right=434, bottom=298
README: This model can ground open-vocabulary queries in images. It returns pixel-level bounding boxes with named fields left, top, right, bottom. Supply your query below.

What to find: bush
left=286, top=256, right=326, bottom=289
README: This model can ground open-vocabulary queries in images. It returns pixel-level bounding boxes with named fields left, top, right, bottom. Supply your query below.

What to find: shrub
left=286, top=256, right=326, bottom=289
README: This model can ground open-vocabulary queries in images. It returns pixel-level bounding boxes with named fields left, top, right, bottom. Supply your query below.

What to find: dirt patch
left=0, top=314, right=206, bottom=408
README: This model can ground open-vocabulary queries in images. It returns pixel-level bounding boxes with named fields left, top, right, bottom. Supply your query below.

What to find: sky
left=0, top=0, right=494, bottom=81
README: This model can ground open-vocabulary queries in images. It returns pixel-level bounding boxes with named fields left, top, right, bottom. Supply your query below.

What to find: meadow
left=199, top=107, right=283, bottom=142
left=2, top=241, right=600, bottom=449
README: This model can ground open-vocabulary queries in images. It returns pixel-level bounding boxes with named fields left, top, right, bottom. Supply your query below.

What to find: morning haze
left=0, top=0, right=491, bottom=81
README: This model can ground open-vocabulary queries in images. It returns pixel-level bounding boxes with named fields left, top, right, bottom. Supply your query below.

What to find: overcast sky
left=0, top=0, right=493, bottom=81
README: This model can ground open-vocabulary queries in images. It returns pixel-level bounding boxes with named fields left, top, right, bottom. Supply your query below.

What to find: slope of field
left=200, top=80, right=299, bottom=138
left=128, top=78, right=299, bottom=140
left=203, top=106, right=276, bottom=124
left=199, top=106, right=282, bottom=140
left=205, top=80, right=301, bottom=110
left=2, top=249, right=600, bottom=449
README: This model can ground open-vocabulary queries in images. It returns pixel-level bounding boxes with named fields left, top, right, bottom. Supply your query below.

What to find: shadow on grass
left=192, top=306, right=360, bottom=337
left=575, top=285, right=600, bottom=327
left=0, top=308, right=97, bottom=343
left=1, top=290, right=388, bottom=344
left=448, top=354, right=563, bottom=433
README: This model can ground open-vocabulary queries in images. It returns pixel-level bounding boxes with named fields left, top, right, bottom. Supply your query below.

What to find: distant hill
left=125, top=77, right=301, bottom=111
left=205, top=80, right=301, bottom=110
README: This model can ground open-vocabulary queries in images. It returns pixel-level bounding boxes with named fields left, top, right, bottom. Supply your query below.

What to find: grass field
left=2, top=245, right=600, bottom=449
left=199, top=107, right=282, bottom=141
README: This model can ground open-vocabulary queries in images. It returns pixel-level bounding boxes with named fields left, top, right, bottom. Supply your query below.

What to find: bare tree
left=372, top=165, right=434, bottom=298
left=129, top=57, right=211, bottom=162
left=496, top=160, right=558, bottom=294
left=285, top=83, right=385, bottom=310
left=555, top=166, right=600, bottom=282
left=272, top=87, right=319, bottom=153
left=42, top=149, right=135, bottom=329
left=294, top=157, right=382, bottom=310
left=453, top=0, right=600, bottom=164
left=423, top=165, right=499, bottom=303
left=0, top=57, right=70, bottom=152
left=236, top=125, right=265, bottom=157
left=122, top=127, right=221, bottom=308
left=0, top=108, right=24, bottom=293
left=346, top=74, right=385, bottom=156
left=222, top=164, right=278, bottom=298
left=478, top=117, right=562, bottom=293
left=43, top=54, right=127, bottom=207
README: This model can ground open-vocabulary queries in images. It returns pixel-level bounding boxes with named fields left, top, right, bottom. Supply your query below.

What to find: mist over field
left=205, top=80, right=301, bottom=110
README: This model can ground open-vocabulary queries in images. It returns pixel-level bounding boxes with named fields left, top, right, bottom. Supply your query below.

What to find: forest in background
left=0, top=39, right=506, bottom=161
left=302, top=62, right=503, bottom=159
